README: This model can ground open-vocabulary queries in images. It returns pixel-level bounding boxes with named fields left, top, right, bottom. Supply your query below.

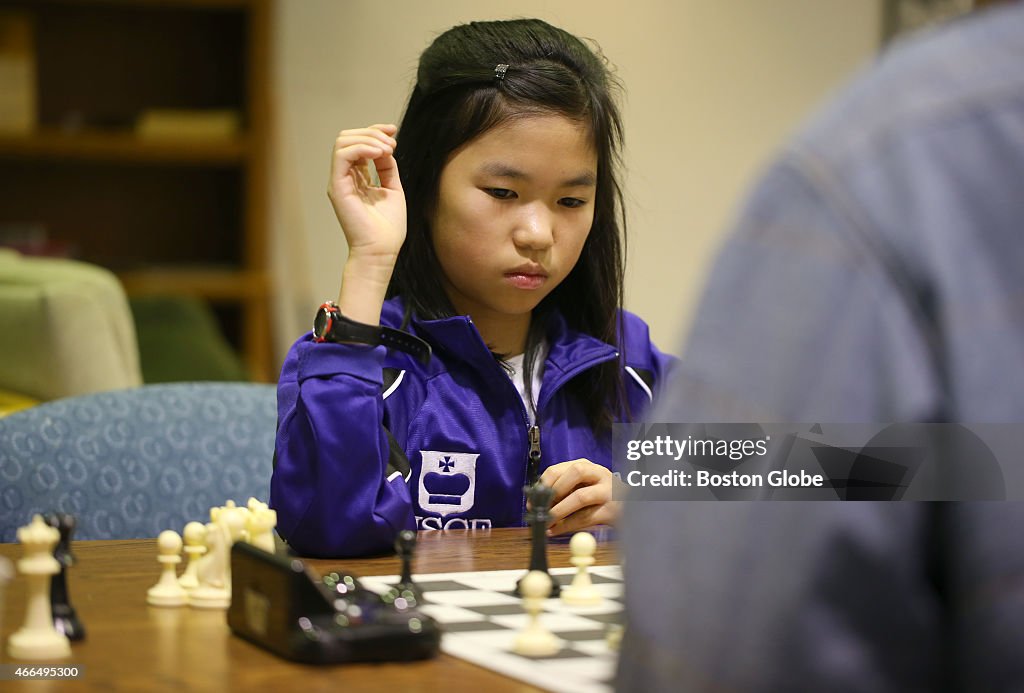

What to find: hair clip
left=494, top=64, right=509, bottom=81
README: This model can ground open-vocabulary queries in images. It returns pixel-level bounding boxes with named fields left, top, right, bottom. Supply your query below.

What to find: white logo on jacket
left=418, top=451, right=479, bottom=517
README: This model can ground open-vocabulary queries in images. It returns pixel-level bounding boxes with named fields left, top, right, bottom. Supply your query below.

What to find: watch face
left=313, top=306, right=332, bottom=338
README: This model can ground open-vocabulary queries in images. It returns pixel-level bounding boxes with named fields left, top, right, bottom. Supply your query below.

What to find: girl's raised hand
left=539, top=459, right=622, bottom=536
left=328, top=124, right=406, bottom=262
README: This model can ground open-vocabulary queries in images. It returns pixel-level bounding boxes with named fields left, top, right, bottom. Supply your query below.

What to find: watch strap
left=314, top=302, right=432, bottom=365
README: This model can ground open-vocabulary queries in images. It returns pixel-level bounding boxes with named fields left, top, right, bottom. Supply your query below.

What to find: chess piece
left=45, top=513, right=85, bottom=640
left=516, top=482, right=560, bottom=597
left=560, top=531, right=602, bottom=606
left=0, top=556, right=11, bottom=637
left=147, top=530, right=188, bottom=607
left=212, top=500, right=249, bottom=541
left=177, top=522, right=207, bottom=590
left=512, top=570, right=561, bottom=657
left=188, top=503, right=247, bottom=605
left=7, top=515, right=71, bottom=659
left=190, top=503, right=247, bottom=609
left=189, top=520, right=231, bottom=609
left=605, top=623, right=624, bottom=651
left=386, top=530, right=423, bottom=608
left=244, top=498, right=277, bottom=554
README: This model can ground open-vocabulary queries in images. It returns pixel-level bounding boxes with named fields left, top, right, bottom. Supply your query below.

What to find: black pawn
left=389, top=530, right=424, bottom=606
left=516, top=482, right=560, bottom=597
left=46, top=512, right=85, bottom=641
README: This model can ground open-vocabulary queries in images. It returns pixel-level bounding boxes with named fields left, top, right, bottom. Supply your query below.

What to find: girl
left=271, top=18, right=674, bottom=558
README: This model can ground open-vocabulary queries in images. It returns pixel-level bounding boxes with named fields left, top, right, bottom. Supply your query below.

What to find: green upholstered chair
left=0, top=250, right=142, bottom=405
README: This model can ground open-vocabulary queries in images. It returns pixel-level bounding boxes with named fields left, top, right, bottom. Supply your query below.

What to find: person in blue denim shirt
left=619, top=3, right=1024, bottom=691
left=272, top=19, right=673, bottom=558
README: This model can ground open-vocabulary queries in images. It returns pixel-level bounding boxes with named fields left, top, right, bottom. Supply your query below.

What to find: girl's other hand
left=539, top=459, right=622, bottom=536
left=328, top=123, right=406, bottom=262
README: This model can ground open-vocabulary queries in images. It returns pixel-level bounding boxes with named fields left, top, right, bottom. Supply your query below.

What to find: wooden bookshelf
left=0, top=128, right=249, bottom=164
left=0, top=0, right=273, bottom=381
left=117, top=266, right=268, bottom=299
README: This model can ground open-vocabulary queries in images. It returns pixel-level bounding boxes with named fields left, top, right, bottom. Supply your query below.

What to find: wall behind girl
left=268, top=1, right=881, bottom=363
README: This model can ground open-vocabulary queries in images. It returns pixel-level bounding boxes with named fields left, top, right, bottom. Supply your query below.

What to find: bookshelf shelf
left=0, top=128, right=248, bottom=164
left=117, top=266, right=268, bottom=300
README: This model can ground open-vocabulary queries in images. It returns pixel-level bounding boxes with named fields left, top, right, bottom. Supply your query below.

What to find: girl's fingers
left=329, top=125, right=401, bottom=196
left=549, top=483, right=607, bottom=523
left=547, top=460, right=601, bottom=504
left=372, top=153, right=402, bottom=191
left=359, top=123, right=398, bottom=140
left=333, top=136, right=392, bottom=160
left=539, top=459, right=620, bottom=533
left=340, top=123, right=397, bottom=135
left=336, top=127, right=397, bottom=151
left=548, top=502, right=618, bottom=536
left=331, top=143, right=387, bottom=180
left=333, top=140, right=386, bottom=160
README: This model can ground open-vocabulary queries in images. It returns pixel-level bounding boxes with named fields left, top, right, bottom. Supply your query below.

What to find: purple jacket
left=271, top=298, right=674, bottom=557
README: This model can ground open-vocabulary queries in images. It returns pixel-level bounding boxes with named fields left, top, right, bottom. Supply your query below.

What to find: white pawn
left=147, top=530, right=188, bottom=607
left=561, top=531, right=602, bottom=606
left=512, top=570, right=562, bottom=657
left=7, top=515, right=71, bottom=659
left=178, top=522, right=207, bottom=590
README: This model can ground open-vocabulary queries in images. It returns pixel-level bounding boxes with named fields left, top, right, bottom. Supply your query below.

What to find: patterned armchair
left=0, top=383, right=276, bottom=541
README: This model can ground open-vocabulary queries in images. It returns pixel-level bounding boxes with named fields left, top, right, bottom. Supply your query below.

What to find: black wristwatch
left=312, top=301, right=432, bottom=365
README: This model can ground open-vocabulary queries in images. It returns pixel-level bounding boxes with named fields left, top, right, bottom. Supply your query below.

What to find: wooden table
left=0, top=528, right=617, bottom=691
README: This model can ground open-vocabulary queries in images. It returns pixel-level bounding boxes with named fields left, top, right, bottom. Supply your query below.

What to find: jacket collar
left=403, top=303, right=617, bottom=376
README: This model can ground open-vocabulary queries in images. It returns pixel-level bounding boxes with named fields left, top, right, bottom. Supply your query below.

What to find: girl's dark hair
left=388, top=18, right=628, bottom=432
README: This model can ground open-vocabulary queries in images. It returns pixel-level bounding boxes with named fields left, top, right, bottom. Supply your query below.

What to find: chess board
left=359, top=565, right=623, bottom=693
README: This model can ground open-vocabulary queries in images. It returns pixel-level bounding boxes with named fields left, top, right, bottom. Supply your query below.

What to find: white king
left=7, top=515, right=72, bottom=659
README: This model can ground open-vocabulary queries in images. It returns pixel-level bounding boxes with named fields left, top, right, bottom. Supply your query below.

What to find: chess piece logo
left=418, top=451, right=479, bottom=516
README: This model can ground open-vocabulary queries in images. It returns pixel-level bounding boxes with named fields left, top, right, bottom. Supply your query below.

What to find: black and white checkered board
left=359, top=565, right=623, bottom=693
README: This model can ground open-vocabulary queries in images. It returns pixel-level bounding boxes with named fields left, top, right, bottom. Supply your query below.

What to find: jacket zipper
left=465, top=312, right=613, bottom=523
left=521, top=423, right=541, bottom=525
left=518, top=351, right=617, bottom=521
left=526, top=424, right=541, bottom=486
